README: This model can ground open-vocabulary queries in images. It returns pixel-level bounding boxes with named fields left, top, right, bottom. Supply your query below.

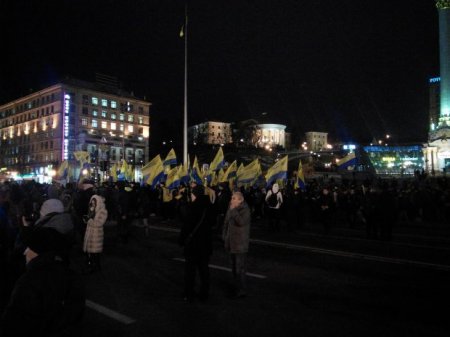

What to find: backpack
left=267, top=192, right=279, bottom=208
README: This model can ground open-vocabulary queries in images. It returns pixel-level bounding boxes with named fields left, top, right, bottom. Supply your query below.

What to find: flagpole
left=183, top=4, right=188, bottom=166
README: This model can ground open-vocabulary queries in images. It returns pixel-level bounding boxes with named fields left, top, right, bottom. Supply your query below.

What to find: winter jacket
left=178, top=195, right=213, bottom=257
left=83, top=195, right=108, bottom=253
left=0, top=252, right=85, bottom=337
left=222, top=201, right=251, bottom=254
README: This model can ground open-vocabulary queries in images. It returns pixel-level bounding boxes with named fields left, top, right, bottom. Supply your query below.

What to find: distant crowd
left=1, top=174, right=450, bottom=334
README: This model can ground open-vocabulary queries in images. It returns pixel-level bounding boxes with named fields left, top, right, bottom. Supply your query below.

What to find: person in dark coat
left=0, top=227, right=85, bottom=337
left=222, top=191, right=251, bottom=298
left=178, top=185, right=212, bottom=302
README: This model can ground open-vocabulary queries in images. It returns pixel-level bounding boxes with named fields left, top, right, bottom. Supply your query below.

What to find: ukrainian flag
left=142, top=155, right=162, bottom=182
left=178, top=164, right=190, bottom=185
left=110, top=163, right=118, bottom=182
left=191, top=156, right=203, bottom=185
left=165, top=166, right=180, bottom=190
left=237, top=159, right=261, bottom=186
left=209, top=147, right=225, bottom=171
left=220, top=160, right=237, bottom=182
left=337, top=152, right=357, bottom=170
left=164, top=148, right=177, bottom=166
left=294, top=161, right=306, bottom=190
left=147, top=159, right=165, bottom=189
left=265, top=155, right=288, bottom=187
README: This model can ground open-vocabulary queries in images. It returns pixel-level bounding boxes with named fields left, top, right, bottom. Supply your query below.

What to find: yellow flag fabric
left=209, top=147, right=224, bottom=171
left=265, top=155, right=288, bottom=187
left=164, top=148, right=177, bottom=166
left=294, top=161, right=306, bottom=190
left=165, top=166, right=180, bottom=190
left=56, top=160, right=69, bottom=179
left=74, top=151, right=90, bottom=164
left=110, top=163, right=118, bottom=182
left=237, top=159, right=261, bottom=185
left=142, top=155, right=162, bottom=180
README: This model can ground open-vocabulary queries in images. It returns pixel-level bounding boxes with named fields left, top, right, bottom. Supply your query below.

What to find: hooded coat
left=83, top=195, right=108, bottom=253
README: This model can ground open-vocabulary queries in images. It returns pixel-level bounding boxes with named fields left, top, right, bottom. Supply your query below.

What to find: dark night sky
left=0, top=0, right=441, bottom=146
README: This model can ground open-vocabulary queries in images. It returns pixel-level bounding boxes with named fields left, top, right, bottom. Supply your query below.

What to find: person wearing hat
left=82, top=194, right=108, bottom=274
left=21, top=198, right=75, bottom=265
left=0, top=227, right=85, bottom=336
left=178, top=184, right=213, bottom=302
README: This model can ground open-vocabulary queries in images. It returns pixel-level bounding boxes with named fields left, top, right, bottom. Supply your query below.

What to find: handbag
left=184, top=210, right=207, bottom=246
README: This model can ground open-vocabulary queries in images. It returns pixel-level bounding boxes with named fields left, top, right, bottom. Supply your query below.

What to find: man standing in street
left=222, top=191, right=251, bottom=298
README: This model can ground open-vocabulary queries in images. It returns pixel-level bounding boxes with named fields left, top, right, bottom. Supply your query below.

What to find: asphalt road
left=71, top=218, right=450, bottom=337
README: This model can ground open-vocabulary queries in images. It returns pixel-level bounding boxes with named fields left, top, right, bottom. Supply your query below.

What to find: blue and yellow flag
left=126, top=164, right=134, bottom=182
left=221, top=160, right=237, bottom=182
left=265, top=155, right=288, bottom=187
left=294, top=160, right=306, bottom=190
left=191, top=156, right=203, bottom=185
left=142, top=155, right=162, bottom=182
left=164, top=148, right=177, bottom=166
left=165, top=166, right=180, bottom=190
left=209, top=147, right=224, bottom=172
left=178, top=164, right=190, bottom=185
left=337, top=152, right=357, bottom=170
left=237, top=159, right=261, bottom=186
left=147, top=159, right=165, bottom=189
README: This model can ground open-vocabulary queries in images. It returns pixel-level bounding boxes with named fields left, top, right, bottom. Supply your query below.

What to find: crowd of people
left=1, top=173, right=450, bottom=333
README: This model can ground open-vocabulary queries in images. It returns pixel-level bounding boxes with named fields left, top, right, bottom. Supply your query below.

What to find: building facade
left=0, top=78, right=150, bottom=182
left=305, top=131, right=328, bottom=152
left=255, top=123, right=287, bottom=149
left=189, top=121, right=232, bottom=145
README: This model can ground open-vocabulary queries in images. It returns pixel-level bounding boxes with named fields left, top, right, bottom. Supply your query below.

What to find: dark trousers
left=184, top=254, right=210, bottom=299
left=231, top=253, right=247, bottom=293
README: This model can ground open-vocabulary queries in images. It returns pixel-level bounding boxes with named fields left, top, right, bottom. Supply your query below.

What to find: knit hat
left=40, top=199, right=64, bottom=217
left=26, top=228, right=66, bottom=255
left=191, top=185, right=205, bottom=199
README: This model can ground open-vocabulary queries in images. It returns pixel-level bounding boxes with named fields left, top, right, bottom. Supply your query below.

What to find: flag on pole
left=55, top=160, right=69, bottom=180
left=191, top=156, right=203, bottom=185
left=294, top=160, right=306, bottom=190
left=237, top=159, right=261, bottom=186
left=265, top=155, right=288, bottom=187
left=164, top=148, right=177, bottom=166
left=142, top=155, right=162, bottom=183
left=147, top=158, right=165, bottom=189
left=337, top=152, right=357, bottom=170
left=166, top=166, right=181, bottom=190
left=110, top=162, right=118, bottom=182
left=220, top=160, right=237, bottom=182
left=209, top=147, right=225, bottom=171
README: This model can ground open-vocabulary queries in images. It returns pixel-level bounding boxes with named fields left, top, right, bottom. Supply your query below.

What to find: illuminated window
left=111, top=122, right=116, bottom=130
left=101, top=121, right=107, bottom=129
left=128, top=125, right=134, bottom=132
left=111, top=101, right=117, bottom=109
left=119, top=114, right=125, bottom=121
left=101, top=110, right=107, bottom=118
left=111, top=113, right=116, bottom=120
left=128, top=115, right=134, bottom=122
left=92, top=97, right=98, bottom=105
left=92, top=119, right=98, bottom=128
left=101, top=99, right=108, bottom=107
left=120, top=124, right=124, bottom=131
left=92, top=110, right=98, bottom=117
left=138, top=117, right=143, bottom=124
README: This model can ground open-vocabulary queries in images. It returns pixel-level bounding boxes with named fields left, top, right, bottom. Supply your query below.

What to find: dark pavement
left=69, top=216, right=450, bottom=337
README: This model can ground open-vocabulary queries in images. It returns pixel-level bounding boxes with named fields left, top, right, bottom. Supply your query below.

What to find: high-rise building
left=429, top=77, right=441, bottom=134
left=0, top=78, right=150, bottom=182
left=424, top=1, right=450, bottom=173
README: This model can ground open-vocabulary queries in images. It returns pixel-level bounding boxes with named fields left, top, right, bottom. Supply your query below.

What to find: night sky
left=0, top=0, right=441, bottom=147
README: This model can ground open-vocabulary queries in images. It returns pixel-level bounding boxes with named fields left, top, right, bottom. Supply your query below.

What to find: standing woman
left=222, top=191, right=251, bottom=298
left=83, top=194, right=108, bottom=274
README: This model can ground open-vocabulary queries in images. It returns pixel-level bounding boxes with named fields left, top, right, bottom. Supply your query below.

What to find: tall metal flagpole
left=183, top=5, right=188, bottom=166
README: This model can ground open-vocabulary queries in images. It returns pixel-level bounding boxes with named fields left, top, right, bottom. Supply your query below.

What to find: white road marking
left=172, top=258, right=267, bottom=279
left=148, top=225, right=450, bottom=272
left=251, top=238, right=450, bottom=272
left=85, top=300, right=136, bottom=325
